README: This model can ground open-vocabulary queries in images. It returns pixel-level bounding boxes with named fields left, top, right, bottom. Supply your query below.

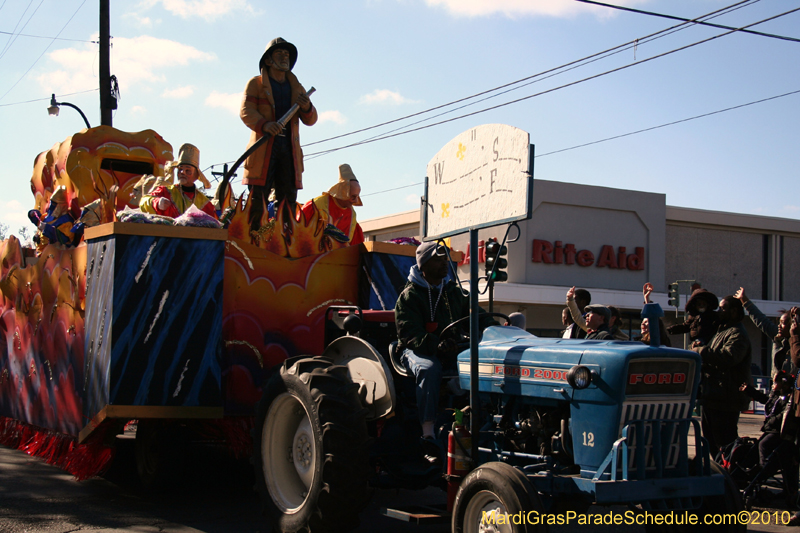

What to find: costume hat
left=165, top=143, right=210, bottom=189
left=327, top=164, right=363, bottom=206
left=260, top=37, right=298, bottom=71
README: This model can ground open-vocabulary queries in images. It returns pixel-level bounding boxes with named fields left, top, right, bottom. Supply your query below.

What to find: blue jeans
left=402, top=349, right=442, bottom=425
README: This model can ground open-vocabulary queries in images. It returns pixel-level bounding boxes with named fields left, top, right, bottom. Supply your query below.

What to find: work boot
left=420, top=436, right=441, bottom=466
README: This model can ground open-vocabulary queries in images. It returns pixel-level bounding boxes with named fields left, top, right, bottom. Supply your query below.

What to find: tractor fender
left=322, top=336, right=396, bottom=421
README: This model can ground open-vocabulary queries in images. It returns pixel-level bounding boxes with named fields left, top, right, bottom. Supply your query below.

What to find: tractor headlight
left=567, top=365, right=592, bottom=389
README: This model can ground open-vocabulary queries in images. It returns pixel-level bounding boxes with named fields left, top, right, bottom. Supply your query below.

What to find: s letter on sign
left=423, top=124, right=532, bottom=240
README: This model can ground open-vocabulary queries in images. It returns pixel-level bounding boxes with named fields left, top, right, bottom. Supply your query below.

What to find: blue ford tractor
left=253, top=303, right=743, bottom=533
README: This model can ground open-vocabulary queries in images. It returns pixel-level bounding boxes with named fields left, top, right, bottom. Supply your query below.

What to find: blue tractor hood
left=457, top=326, right=702, bottom=479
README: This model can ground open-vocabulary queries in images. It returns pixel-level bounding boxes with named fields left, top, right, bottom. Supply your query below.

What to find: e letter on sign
left=423, top=124, right=532, bottom=240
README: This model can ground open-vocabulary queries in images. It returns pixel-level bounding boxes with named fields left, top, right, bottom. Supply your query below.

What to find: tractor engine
left=496, top=401, right=572, bottom=460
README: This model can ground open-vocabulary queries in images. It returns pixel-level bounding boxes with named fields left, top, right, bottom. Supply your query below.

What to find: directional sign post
left=423, top=124, right=532, bottom=240
left=422, top=124, right=533, bottom=464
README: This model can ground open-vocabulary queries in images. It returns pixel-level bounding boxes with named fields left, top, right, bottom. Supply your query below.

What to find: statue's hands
left=262, top=122, right=283, bottom=136
left=297, top=92, right=311, bottom=113
left=157, top=197, right=173, bottom=211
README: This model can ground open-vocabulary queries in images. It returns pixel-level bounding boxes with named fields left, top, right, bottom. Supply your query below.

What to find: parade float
left=0, top=124, right=416, bottom=481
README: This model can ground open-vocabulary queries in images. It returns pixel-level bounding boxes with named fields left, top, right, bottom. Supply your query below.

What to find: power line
left=575, top=0, right=800, bottom=43
left=301, top=6, right=800, bottom=159
left=0, top=0, right=37, bottom=60
left=216, top=1, right=771, bottom=184
left=0, top=0, right=46, bottom=59
left=223, top=0, right=760, bottom=184
left=359, top=88, right=800, bottom=199
left=362, top=182, right=423, bottom=197
left=0, top=88, right=98, bottom=108
left=305, top=0, right=748, bottom=162
left=0, top=30, right=95, bottom=43
left=535, top=88, right=800, bottom=158
left=300, top=0, right=758, bottom=152
left=0, top=0, right=88, bottom=102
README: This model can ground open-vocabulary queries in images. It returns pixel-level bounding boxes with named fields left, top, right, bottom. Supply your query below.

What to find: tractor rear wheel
left=452, top=461, right=548, bottom=533
left=253, top=356, right=370, bottom=533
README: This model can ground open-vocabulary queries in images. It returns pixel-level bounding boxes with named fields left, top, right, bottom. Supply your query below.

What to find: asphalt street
left=0, top=414, right=793, bottom=532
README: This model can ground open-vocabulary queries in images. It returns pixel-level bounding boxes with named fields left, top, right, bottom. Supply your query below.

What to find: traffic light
left=485, top=239, right=508, bottom=282
left=668, top=282, right=680, bottom=308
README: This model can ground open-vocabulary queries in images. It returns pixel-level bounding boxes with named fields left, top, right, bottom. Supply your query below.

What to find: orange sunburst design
left=222, top=234, right=361, bottom=411
left=226, top=194, right=352, bottom=258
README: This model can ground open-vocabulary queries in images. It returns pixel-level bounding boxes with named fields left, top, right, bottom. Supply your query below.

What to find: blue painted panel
left=83, top=238, right=115, bottom=422
left=83, top=231, right=223, bottom=418
left=360, top=252, right=416, bottom=311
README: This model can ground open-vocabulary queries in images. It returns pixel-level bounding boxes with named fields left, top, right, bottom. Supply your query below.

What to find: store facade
left=361, top=179, right=800, bottom=375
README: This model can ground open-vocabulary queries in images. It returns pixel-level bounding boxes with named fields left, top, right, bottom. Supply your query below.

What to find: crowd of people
left=560, top=280, right=800, bottom=515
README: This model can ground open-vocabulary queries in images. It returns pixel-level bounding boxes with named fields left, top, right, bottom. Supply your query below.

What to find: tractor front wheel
left=452, top=461, right=548, bottom=533
left=253, top=356, right=370, bottom=533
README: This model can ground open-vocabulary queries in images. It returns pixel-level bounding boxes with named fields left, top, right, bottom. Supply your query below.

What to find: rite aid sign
left=532, top=239, right=645, bottom=270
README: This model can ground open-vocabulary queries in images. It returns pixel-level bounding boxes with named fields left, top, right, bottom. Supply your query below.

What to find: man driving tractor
left=394, top=241, right=498, bottom=463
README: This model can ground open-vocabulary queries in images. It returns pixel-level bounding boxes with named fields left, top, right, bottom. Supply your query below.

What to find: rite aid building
left=361, top=179, right=800, bottom=376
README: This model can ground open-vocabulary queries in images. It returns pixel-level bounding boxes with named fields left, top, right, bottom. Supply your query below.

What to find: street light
left=47, top=94, right=91, bottom=129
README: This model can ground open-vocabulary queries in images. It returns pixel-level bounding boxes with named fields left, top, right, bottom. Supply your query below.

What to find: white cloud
left=130, top=105, right=148, bottom=116
left=138, top=0, right=255, bottom=21
left=317, top=110, right=347, bottom=125
left=1, top=201, right=27, bottom=225
left=39, top=35, right=215, bottom=94
left=360, top=89, right=419, bottom=105
left=205, top=91, right=241, bottom=115
left=423, top=0, right=637, bottom=18
left=122, top=12, right=155, bottom=27
left=784, top=205, right=800, bottom=212
left=405, top=193, right=420, bottom=205
left=162, top=85, right=195, bottom=98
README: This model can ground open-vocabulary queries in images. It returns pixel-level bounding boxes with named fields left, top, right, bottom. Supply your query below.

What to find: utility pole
left=99, top=0, right=113, bottom=126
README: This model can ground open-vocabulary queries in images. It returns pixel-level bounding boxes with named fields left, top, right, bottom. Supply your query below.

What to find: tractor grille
left=618, top=401, right=692, bottom=477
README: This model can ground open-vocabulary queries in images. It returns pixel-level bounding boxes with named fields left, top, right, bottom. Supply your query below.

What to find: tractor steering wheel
left=439, top=312, right=511, bottom=347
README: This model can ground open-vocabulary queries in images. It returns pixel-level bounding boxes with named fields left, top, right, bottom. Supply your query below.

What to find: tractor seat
left=388, top=341, right=409, bottom=377
left=388, top=342, right=460, bottom=380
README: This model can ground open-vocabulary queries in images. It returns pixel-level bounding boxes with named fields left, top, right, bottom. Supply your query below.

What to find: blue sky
left=1, top=0, right=798, bottom=239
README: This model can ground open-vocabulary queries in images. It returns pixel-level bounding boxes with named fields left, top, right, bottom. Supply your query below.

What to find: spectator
left=739, top=371, right=798, bottom=509
left=639, top=283, right=671, bottom=346
left=584, top=304, right=612, bottom=340
left=667, top=287, right=719, bottom=347
left=607, top=306, right=629, bottom=341
left=637, top=317, right=671, bottom=347
left=565, top=287, right=592, bottom=339
left=505, top=312, right=526, bottom=330
left=785, top=307, right=800, bottom=525
left=735, top=286, right=794, bottom=376
left=561, top=307, right=574, bottom=338
left=693, top=295, right=752, bottom=459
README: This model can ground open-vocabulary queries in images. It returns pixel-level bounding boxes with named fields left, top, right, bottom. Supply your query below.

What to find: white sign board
left=423, top=124, right=532, bottom=240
